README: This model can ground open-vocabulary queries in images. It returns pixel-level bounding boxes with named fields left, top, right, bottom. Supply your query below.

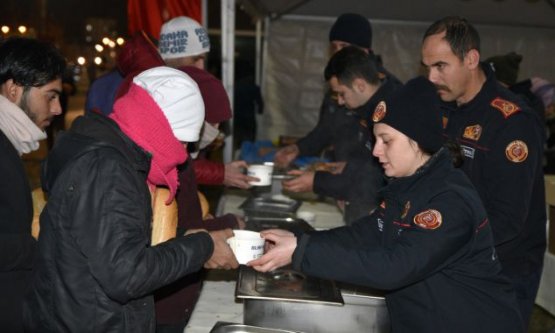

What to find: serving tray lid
left=235, top=266, right=344, bottom=306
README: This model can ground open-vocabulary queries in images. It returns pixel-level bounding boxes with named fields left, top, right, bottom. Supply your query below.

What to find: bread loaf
left=31, top=188, right=47, bottom=240
left=151, top=187, right=178, bottom=245
left=198, top=191, right=210, bottom=220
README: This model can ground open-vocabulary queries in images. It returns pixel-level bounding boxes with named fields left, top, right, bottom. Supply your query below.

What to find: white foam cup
left=247, top=164, right=273, bottom=186
left=227, top=230, right=265, bottom=264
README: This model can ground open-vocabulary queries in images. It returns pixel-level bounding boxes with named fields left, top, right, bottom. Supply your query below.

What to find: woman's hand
left=247, top=229, right=297, bottom=272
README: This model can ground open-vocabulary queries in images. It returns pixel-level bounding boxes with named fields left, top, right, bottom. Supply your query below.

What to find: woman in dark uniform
left=249, top=77, right=523, bottom=333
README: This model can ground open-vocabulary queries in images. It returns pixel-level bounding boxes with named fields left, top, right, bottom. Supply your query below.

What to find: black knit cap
left=329, top=13, right=372, bottom=49
left=372, top=76, right=443, bottom=153
left=485, top=52, right=522, bottom=86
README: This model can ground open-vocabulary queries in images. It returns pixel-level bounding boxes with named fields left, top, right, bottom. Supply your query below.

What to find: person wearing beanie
left=249, top=76, right=522, bottom=333
left=179, top=65, right=257, bottom=189
left=159, top=16, right=211, bottom=70
left=282, top=46, right=400, bottom=224
left=422, top=16, right=545, bottom=328
left=274, top=12, right=402, bottom=183
left=153, top=65, right=257, bottom=332
left=328, top=13, right=372, bottom=51
left=23, top=66, right=238, bottom=332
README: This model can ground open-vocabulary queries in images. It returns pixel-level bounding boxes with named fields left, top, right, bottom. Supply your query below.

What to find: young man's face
left=17, top=79, right=63, bottom=130
left=329, top=76, right=366, bottom=109
left=421, top=32, right=473, bottom=105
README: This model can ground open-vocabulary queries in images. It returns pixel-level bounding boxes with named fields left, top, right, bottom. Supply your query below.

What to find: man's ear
left=352, top=77, right=367, bottom=93
left=465, top=49, right=480, bottom=70
left=1, top=79, right=24, bottom=104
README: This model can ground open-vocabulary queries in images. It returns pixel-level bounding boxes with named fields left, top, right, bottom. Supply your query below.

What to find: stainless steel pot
left=236, top=267, right=390, bottom=333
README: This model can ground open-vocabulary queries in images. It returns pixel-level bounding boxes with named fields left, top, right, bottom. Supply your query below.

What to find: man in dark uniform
left=421, top=16, right=546, bottom=328
left=282, top=46, right=399, bottom=223
left=274, top=13, right=402, bottom=223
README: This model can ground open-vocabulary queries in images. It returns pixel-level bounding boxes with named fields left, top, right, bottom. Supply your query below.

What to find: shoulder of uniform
left=490, top=97, right=521, bottom=119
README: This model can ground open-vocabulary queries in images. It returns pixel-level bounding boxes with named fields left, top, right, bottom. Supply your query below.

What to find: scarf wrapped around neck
left=110, top=83, right=187, bottom=204
left=0, top=94, right=46, bottom=155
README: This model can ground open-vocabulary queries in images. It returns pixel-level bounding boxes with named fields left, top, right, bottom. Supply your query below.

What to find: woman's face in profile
left=372, top=123, right=426, bottom=178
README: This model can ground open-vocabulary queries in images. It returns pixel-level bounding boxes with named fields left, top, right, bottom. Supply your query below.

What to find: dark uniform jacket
left=312, top=78, right=400, bottom=222
left=442, top=64, right=546, bottom=278
left=292, top=149, right=523, bottom=333
left=0, top=130, right=37, bottom=332
left=23, top=112, right=214, bottom=332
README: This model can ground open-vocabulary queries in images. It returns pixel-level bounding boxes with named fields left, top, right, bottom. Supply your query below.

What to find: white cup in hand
left=247, top=164, right=273, bottom=186
left=227, top=230, right=265, bottom=264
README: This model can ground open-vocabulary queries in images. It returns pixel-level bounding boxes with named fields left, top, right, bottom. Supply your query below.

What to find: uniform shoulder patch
left=490, top=97, right=521, bottom=119
left=505, top=140, right=528, bottom=163
left=413, top=209, right=442, bottom=230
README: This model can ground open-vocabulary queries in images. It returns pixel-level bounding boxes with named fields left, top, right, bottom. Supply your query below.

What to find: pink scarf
left=110, top=83, right=187, bottom=204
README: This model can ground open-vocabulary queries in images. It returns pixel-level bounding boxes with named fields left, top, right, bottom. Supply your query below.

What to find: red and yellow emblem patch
left=413, top=209, right=442, bottom=230
left=372, top=101, right=387, bottom=122
left=463, top=124, right=482, bottom=141
left=491, top=97, right=520, bottom=119
left=505, top=140, right=528, bottom=163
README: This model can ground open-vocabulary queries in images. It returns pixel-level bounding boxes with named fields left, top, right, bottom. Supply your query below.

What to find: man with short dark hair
left=274, top=13, right=402, bottom=223
left=282, top=46, right=399, bottom=223
left=421, top=16, right=546, bottom=329
left=0, top=36, right=66, bottom=332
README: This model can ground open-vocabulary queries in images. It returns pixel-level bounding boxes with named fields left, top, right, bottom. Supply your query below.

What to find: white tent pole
left=201, top=0, right=207, bottom=28
left=255, top=19, right=262, bottom=86
left=221, top=0, right=235, bottom=163
left=260, top=16, right=270, bottom=97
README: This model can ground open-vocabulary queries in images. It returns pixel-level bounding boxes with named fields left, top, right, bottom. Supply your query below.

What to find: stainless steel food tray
left=235, top=266, right=343, bottom=305
left=210, top=322, right=304, bottom=333
left=239, top=196, right=302, bottom=217
left=245, top=216, right=314, bottom=234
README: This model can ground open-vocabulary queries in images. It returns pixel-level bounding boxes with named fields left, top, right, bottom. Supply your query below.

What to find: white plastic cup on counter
left=227, top=230, right=265, bottom=264
left=247, top=164, right=273, bottom=186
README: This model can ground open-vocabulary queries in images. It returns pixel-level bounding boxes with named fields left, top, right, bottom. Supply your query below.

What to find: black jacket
left=292, top=149, right=523, bottom=332
left=23, top=112, right=214, bottom=332
left=312, top=78, right=400, bottom=222
left=442, top=64, right=546, bottom=277
left=0, top=130, right=36, bottom=332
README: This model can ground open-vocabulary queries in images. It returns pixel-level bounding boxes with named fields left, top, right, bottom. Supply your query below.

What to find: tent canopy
left=228, top=1, right=555, bottom=143
left=239, top=0, right=555, bottom=29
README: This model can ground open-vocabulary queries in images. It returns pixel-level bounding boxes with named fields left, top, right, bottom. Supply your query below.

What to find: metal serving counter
left=185, top=189, right=345, bottom=332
